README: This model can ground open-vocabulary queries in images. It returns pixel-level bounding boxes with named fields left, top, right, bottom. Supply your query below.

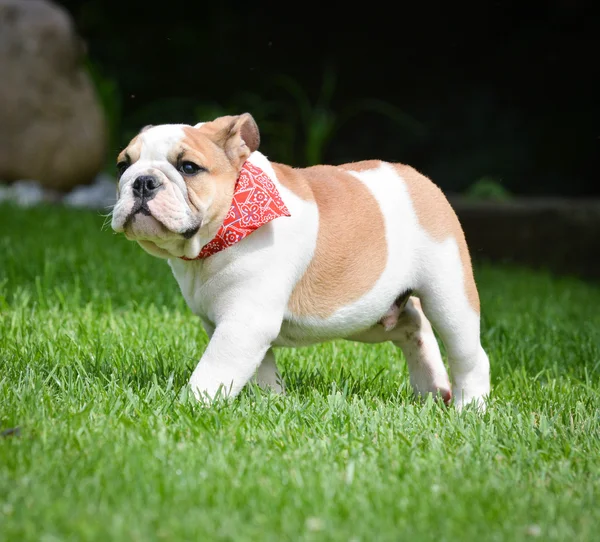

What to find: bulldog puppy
left=111, top=113, right=490, bottom=409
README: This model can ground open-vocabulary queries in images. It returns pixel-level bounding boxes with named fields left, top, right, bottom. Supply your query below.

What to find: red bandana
left=182, top=161, right=290, bottom=260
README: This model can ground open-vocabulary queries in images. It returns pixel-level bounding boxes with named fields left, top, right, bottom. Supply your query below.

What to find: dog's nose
left=132, top=175, right=161, bottom=199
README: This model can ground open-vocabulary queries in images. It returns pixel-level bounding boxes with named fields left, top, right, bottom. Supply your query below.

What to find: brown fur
left=337, top=160, right=383, bottom=173
left=276, top=159, right=479, bottom=317
left=195, top=114, right=260, bottom=169
left=274, top=162, right=388, bottom=318
left=177, top=126, right=236, bottom=235
left=117, top=135, right=141, bottom=164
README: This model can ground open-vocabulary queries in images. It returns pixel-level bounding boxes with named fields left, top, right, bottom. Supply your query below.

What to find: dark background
left=58, top=0, right=599, bottom=196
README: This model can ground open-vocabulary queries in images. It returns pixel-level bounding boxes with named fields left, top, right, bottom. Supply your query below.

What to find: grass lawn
left=1, top=202, right=599, bottom=541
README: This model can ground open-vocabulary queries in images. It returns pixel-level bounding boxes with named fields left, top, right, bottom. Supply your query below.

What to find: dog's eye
left=116, top=161, right=129, bottom=177
left=178, top=161, right=205, bottom=176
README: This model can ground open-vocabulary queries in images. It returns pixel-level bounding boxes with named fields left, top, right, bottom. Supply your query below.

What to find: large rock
left=0, top=0, right=107, bottom=191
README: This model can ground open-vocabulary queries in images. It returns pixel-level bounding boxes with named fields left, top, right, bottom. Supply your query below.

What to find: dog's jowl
left=111, top=113, right=490, bottom=409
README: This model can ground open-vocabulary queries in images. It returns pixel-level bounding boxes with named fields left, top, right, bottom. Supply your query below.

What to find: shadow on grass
left=38, top=345, right=409, bottom=404
left=283, top=365, right=407, bottom=402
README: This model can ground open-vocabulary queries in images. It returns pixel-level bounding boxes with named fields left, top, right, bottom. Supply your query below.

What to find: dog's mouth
left=123, top=200, right=166, bottom=238
left=181, top=225, right=200, bottom=239
left=131, top=199, right=152, bottom=217
left=124, top=199, right=157, bottom=227
left=123, top=200, right=201, bottom=241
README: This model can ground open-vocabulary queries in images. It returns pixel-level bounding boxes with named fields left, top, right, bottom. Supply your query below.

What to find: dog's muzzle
left=128, top=174, right=163, bottom=217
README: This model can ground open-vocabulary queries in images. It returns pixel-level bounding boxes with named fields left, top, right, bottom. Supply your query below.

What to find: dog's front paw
left=188, top=375, right=232, bottom=406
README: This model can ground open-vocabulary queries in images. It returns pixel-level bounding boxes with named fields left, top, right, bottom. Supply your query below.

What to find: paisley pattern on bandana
left=182, top=162, right=290, bottom=260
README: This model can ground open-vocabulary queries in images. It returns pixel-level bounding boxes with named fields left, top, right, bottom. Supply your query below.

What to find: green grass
left=1, top=203, right=599, bottom=542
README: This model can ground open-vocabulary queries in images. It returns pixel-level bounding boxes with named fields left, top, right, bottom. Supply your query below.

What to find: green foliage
left=1, top=203, right=600, bottom=540
left=271, top=69, right=427, bottom=166
left=465, top=176, right=513, bottom=201
left=191, top=68, right=426, bottom=167
left=84, top=59, right=122, bottom=175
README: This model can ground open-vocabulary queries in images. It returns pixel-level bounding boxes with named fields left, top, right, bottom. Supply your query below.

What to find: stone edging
left=448, top=196, right=600, bottom=280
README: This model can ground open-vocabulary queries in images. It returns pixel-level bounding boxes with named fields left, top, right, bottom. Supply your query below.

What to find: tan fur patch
left=394, top=164, right=480, bottom=314
left=117, top=135, right=141, bottom=164
left=274, top=162, right=387, bottom=318
left=272, top=163, right=315, bottom=202
left=338, top=160, right=383, bottom=173
left=195, top=115, right=238, bottom=141
left=178, top=126, right=238, bottom=239
left=195, top=114, right=259, bottom=169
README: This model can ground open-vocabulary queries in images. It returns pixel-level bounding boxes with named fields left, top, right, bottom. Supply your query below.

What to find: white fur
left=112, top=126, right=490, bottom=409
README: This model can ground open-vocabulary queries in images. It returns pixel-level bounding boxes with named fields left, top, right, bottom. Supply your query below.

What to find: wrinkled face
left=111, top=114, right=260, bottom=259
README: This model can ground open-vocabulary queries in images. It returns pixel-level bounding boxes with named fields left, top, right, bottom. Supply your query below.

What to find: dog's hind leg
left=415, top=240, right=490, bottom=410
left=349, top=296, right=451, bottom=403
left=253, top=348, right=285, bottom=393
left=392, top=297, right=452, bottom=404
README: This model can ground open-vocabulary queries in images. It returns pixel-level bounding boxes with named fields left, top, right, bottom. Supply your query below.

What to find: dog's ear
left=201, top=113, right=260, bottom=168
left=139, top=124, right=153, bottom=133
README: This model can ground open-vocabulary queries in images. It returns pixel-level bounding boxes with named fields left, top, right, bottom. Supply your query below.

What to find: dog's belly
left=274, top=308, right=385, bottom=347
left=273, top=320, right=356, bottom=347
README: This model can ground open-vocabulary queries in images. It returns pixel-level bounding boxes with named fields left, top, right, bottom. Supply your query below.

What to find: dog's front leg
left=188, top=317, right=281, bottom=404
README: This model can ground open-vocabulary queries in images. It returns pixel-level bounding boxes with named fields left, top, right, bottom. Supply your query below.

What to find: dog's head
left=111, top=113, right=260, bottom=259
